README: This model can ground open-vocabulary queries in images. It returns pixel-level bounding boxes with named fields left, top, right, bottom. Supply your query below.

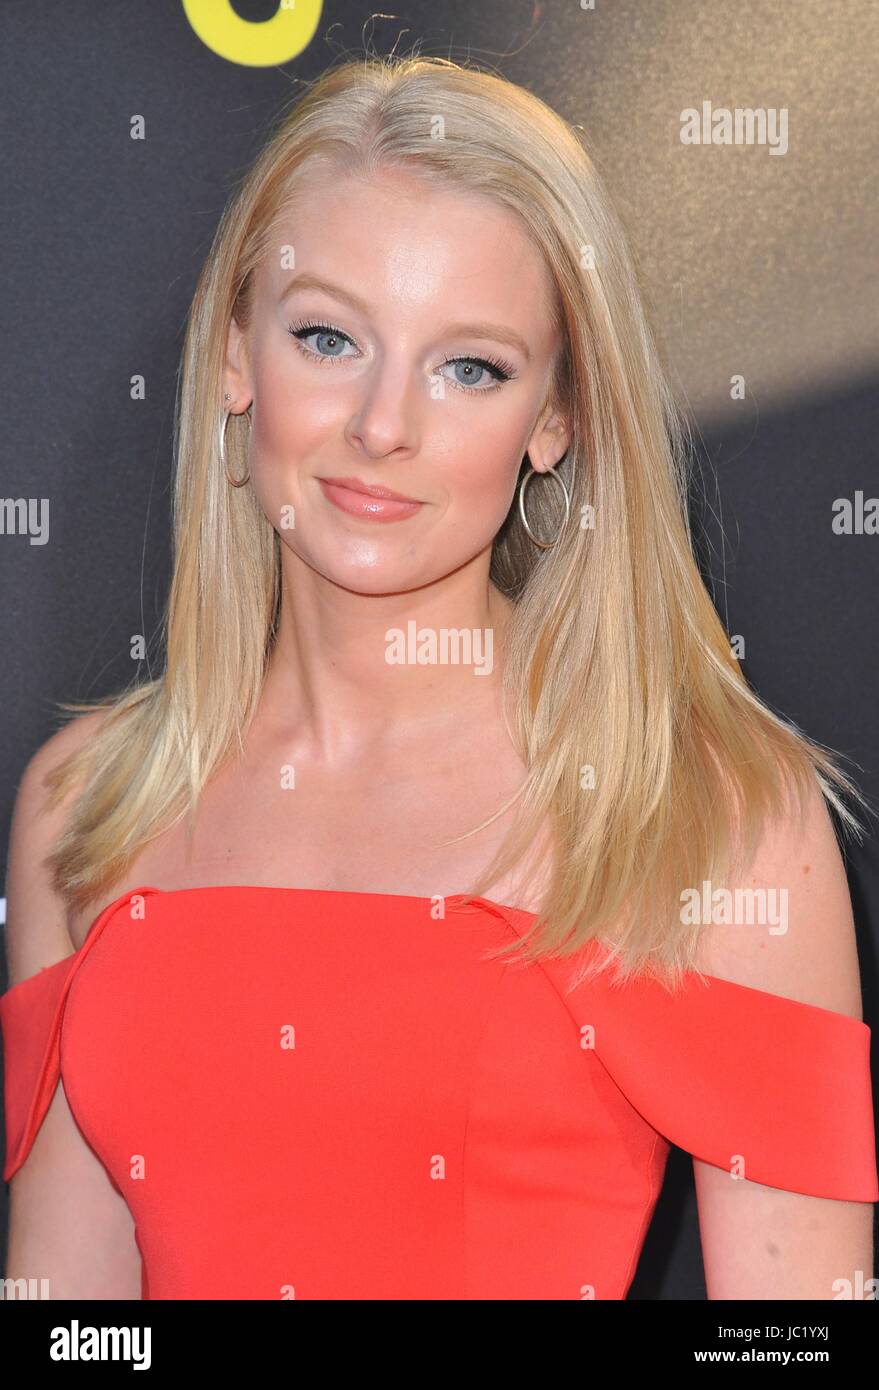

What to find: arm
left=692, top=777, right=875, bottom=1299
left=2, top=717, right=143, bottom=1300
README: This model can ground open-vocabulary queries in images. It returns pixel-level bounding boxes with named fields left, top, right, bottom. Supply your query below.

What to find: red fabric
left=1, top=884, right=876, bottom=1300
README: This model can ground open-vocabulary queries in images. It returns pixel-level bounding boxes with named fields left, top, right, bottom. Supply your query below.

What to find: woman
left=2, top=54, right=876, bottom=1301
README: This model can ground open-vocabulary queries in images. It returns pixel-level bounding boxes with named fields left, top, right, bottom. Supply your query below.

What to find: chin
left=287, top=544, right=425, bottom=595
left=329, top=568, right=434, bottom=598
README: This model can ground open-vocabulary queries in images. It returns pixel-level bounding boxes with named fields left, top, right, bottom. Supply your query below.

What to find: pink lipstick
left=317, top=476, right=423, bottom=522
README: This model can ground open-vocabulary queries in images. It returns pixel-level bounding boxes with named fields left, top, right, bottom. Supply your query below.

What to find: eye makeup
left=285, top=319, right=517, bottom=394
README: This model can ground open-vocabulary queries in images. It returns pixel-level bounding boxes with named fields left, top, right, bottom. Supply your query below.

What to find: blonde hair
left=44, top=52, right=869, bottom=987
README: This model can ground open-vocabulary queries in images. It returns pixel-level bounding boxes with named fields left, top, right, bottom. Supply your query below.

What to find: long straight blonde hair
left=44, top=53, right=869, bottom=986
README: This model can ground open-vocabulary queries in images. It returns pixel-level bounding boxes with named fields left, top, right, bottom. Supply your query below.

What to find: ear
left=525, top=405, right=571, bottom=473
left=223, top=316, right=254, bottom=413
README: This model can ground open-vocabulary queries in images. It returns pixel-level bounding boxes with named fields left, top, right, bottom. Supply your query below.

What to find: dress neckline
left=1, top=885, right=538, bottom=1001
left=81, top=883, right=538, bottom=942
left=1, top=883, right=871, bottom=1035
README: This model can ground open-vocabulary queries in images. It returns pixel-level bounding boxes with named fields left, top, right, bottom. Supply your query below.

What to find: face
left=224, top=165, right=570, bottom=596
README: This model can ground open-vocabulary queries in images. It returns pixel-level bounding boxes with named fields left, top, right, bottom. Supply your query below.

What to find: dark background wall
left=1, top=0, right=876, bottom=1299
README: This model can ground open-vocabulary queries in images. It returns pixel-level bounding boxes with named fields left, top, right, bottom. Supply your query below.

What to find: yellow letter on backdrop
left=182, top=0, right=323, bottom=67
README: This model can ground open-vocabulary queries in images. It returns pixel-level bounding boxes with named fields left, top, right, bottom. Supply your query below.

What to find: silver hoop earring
left=220, top=395, right=252, bottom=488
left=518, top=454, right=571, bottom=548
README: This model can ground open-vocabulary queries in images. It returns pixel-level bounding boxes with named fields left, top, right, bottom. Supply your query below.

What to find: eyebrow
left=280, top=272, right=532, bottom=361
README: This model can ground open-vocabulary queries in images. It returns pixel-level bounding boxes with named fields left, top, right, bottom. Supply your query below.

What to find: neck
left=256, top=548, right=515, bottom=765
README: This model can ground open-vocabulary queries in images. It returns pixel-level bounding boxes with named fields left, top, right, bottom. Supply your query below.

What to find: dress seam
left=459, top=899, right=666, bottom=1300
left=618, top=1126, right=665, bottom=1298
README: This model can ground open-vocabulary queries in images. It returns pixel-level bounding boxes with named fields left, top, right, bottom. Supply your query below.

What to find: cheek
left=251, top=346, right=339, bottom=454
left=245, top=352, right=342, bottom=523
left=440, top=408, right=526, bottom=514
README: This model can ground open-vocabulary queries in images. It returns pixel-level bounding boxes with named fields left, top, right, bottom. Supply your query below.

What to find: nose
left=343, top=357, right=421, bottom=461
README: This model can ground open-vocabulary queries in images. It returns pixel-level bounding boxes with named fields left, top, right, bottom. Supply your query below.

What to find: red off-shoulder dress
left=1, top=885, right=876, bottom=1299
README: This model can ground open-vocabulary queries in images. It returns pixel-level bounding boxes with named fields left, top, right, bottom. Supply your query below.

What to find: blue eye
left=286, top=320, right=356, bottom=361
left=286, top=320, right=516, bottom=394
left=435, top=356, right=514, bottom=392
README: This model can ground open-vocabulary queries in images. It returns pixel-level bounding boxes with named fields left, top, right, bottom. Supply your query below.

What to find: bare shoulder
left=4, top=710, right=109, bottom=988
left=691, top=774, right=864, bottom=1020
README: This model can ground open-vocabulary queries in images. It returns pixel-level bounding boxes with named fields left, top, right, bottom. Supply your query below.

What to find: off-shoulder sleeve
left=0, top=884, right=161, bottom=1182
left=576, top=962, right=879, bottom=1201
left=0, top=956, right=77, bottom=1181
left=463, top=899, right=878, bottom=1203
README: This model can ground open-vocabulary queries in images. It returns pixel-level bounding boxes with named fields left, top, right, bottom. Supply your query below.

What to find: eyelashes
left=285, top=319, right=516, bottom=394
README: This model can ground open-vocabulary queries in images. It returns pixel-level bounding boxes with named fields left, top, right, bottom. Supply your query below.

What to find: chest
left=68, top=736, right=551, bottom=946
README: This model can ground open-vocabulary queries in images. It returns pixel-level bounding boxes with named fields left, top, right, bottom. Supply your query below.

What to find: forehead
left=259, top=165, right=558, bottom=340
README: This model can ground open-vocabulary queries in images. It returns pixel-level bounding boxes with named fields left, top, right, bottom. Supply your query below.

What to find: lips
left=319, top=475, right=421, bottom=504
left=317, top=476, right=424, bottom=523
